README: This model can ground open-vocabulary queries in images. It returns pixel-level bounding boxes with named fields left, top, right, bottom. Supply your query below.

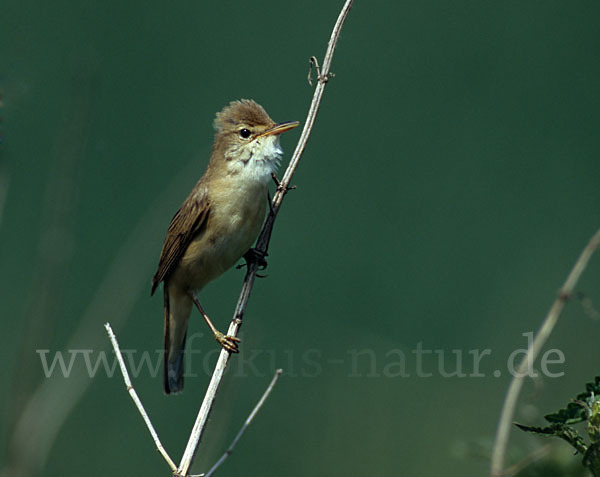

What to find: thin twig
left=307, top=56, right=335, bottom=87
left=177, top=1, right=354, bottom=475
left=490, top=228, right=600, bottom=476
left=503, top=444, right=552, bottom=475
left=104, top=323, right=177, bottom=473
left=203, top=369, right=284, bottom=477
left=5, top=156, right=203, bottom=477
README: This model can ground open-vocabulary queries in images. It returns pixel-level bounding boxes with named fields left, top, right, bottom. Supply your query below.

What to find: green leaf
left=515, top=423, right=557, bottom=435
left=544, top=376, right=600, bottom=425
left=545, top=402, right=588, bottom=425
left=515, top=422, right=588, bottom=455
left=584, top=442, right=600, bottom=476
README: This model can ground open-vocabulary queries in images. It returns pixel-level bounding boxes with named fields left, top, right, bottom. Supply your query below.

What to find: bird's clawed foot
left=243, top=248, right=268, bottom=272
left=271, top=172, right=296, bottom=193
left=214, top=330, right=241, bottom=353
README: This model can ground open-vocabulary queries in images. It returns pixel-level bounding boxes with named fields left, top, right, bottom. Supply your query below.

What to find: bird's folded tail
left=163, top=286, right=192, bottom=394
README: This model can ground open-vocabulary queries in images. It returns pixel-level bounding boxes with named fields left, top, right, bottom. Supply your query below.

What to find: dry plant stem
left=490, top=228, right=600, bottom=476
left=7, top=156, right=204, bottom=477
left=203, top=369, right=284, bottom=477
left=177, top=2, right=354, bottom=475
left=503, top=444, right=551, bottom=475
left=104, top=323, right=177, bottom=473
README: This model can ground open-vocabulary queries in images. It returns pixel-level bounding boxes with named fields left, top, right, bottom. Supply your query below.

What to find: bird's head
left=211, top=99, right=299, bottom=181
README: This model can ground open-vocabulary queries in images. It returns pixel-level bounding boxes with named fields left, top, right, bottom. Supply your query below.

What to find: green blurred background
left=1, top=1, right=599, bottom=476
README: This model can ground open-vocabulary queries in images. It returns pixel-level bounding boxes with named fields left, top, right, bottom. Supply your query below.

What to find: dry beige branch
left=5, top=156, right=203, bottom=477
left=490, top=228, right=600, bottom=476
left=104, top=323, right=177, bottom=472
left=177, top=1, right=355, bottom=475
left=202, top=369, right=283, bottom=477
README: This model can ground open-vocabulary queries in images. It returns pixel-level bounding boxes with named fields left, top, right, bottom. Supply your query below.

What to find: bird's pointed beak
left=257, top=121, right=300, bottom=138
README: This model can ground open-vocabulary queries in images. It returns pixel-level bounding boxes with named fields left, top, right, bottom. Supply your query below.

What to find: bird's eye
left=239, top=128, right=251, bottom=139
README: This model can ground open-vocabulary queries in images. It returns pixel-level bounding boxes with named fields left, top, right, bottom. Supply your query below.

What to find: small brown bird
left=151, top=99, right=298, bottom=394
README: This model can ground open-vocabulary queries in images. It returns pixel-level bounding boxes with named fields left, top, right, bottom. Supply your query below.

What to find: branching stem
left=177, top=2, right=354, bottom=476
left=490, top=228, right=600, bottom=476
left=203, top=369, right=283, bottom=477
left=104, top=323, right=177, bottom=472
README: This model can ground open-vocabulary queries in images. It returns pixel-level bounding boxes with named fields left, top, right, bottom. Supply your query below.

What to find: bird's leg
left=191, top=291, right=240, bottom=353
left=267, top=189, right=275, bottom=217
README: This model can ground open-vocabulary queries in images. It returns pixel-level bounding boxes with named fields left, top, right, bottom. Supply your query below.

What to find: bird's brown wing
left=151, top=188, right=210, bottom=295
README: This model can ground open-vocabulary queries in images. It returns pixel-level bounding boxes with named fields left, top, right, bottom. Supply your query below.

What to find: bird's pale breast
left=177, top=177, right=267, bottom=292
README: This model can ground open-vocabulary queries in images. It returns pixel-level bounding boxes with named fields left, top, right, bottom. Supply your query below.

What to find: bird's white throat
left=225, top=134, right=283, bottom=183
